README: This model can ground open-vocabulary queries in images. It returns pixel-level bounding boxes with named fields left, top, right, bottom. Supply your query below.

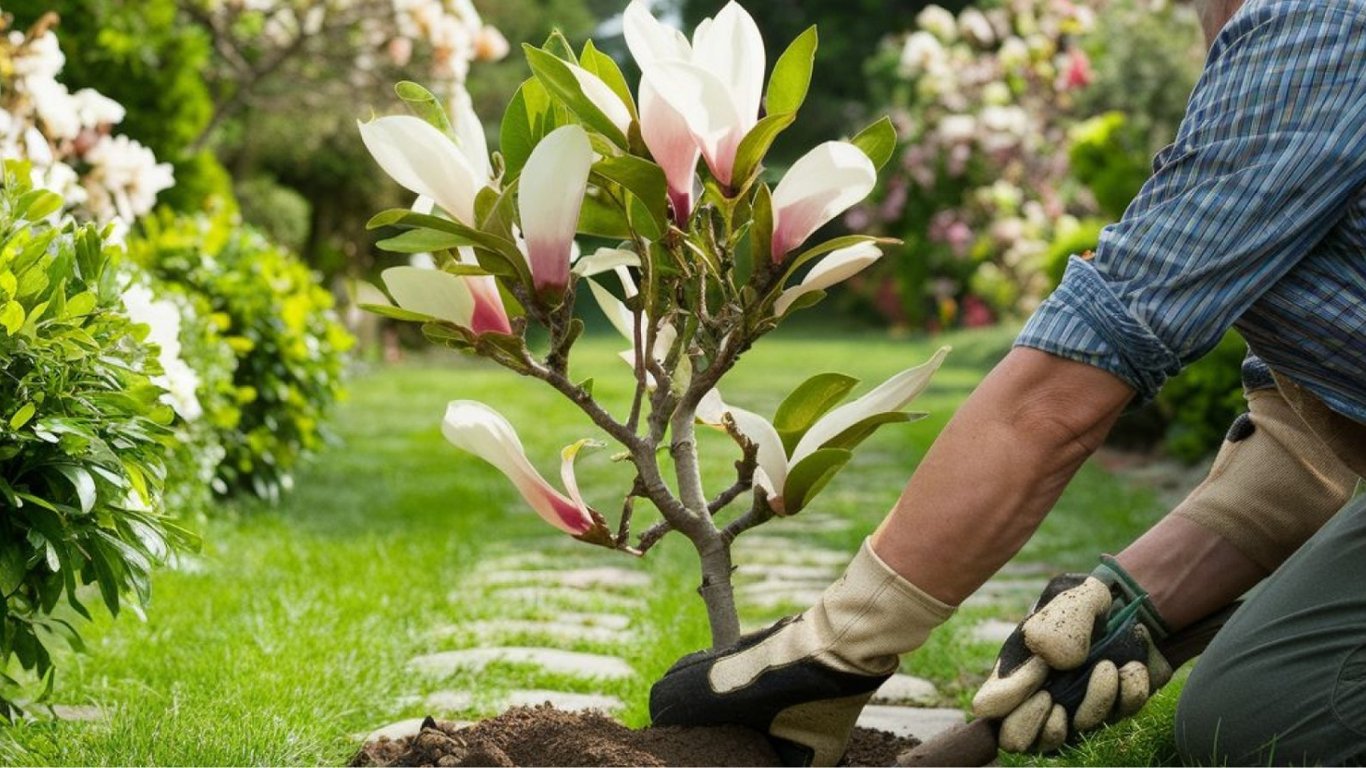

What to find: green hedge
left=128, top=214, right=354, bottom=501
left=0, top=166, right=194, bottom=715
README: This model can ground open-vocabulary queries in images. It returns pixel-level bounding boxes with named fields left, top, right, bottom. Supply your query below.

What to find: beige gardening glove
left=650, top=539, right=955, bottom=766
left=971, top=559, right=1173, bottom=753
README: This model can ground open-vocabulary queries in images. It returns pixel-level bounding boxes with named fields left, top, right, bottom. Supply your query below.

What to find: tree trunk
left=697, top=539, right=741, bottom=648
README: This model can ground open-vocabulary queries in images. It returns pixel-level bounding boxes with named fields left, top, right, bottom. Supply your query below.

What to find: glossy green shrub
left=0, top=167, right=193, bottom=715
left=128, top=213, right=354, bottom=501
left=1158, top=331, right=1248, bottom=462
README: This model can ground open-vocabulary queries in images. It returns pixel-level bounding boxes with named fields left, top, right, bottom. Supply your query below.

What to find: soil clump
left=352, top=705, right=921, bottom=767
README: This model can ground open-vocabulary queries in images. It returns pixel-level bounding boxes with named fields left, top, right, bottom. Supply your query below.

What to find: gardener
left=648, top=0, right=1366, bottom=763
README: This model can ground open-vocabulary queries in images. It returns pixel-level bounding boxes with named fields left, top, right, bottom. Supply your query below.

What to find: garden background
left=0, top=0, right=1246, bottom=764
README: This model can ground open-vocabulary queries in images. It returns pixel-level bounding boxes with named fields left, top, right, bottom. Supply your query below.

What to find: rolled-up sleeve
left=1017, top=0, right=1366, bottom=401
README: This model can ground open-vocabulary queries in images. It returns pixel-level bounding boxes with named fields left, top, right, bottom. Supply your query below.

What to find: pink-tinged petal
left=519, top=125, right=593, bottom=298
left=441, top=401, right=596, bottom=536
left=774, top=242, right=883, bottom=315
left=381, top=266, right=475, bottom=326
left=691, top=1, right=765, bottom=134
left=572, top=247, right=642, bottom=279
left=358, top=115, right=482, bottom=224
left=640, top=79, right=700, bottom=223
left=451, top=94, right=493, bottom=183
left=790, top=346, right=950, bottom=465
left=771, top=142, right=878, bottom=260
left=727, top=406, right=789, bottom=499
left=453, top=246, right=513, bottom=335
left=644, top=62, right=744, bottom=187
left=624, top=0, right=693, bottom=67
left=568, top=62, right=634, bottom=135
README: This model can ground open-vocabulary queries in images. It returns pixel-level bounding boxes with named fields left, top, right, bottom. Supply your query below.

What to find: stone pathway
left=425, top=689, right=624, bottom=715
left=857, top=705, right=966, bottom=741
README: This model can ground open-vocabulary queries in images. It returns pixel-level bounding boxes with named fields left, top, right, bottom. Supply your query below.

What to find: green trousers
left=1176, top=492, right=1366, bottom=765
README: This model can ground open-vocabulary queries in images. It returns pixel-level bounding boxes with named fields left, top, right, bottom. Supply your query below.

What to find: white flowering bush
left=0, top=14, right=174, bottom=227
left=852, top=0, right=1201, bottom=329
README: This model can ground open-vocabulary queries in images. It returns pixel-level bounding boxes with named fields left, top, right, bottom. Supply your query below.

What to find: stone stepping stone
left=434, top=619, right=627, bottom=646
left=968, top=618, right=1017, bottom=646
left=734, top=564, right=839, bottom=582
left=457, top=587, right=643, bottom=612
left=408, top=647, right=634, bottom=680
left=425, top=689, right=623, bottom=715
left=363, top=717, right=474, bottom=744
left=479, top=567, right=650, bottom=591
left=559, top=611, right=631, bottom=630
left=733, top=540, right=849, bottom=567
left=736, top=579, right=834, bottom=598
left=856, top=705, right=966, bottom=741
left=773, top=516, right=854, bottom=533
left=871, top=674, right=939, bottom=706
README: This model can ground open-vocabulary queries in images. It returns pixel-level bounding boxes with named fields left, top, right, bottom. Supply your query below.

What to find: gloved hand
left=971, top=557, right=1174, bottom=753
left=650, top=539, right=954, bottom=766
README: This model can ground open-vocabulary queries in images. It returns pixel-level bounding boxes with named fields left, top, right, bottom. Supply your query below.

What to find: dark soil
left=351, top=706, right=921, bottom=767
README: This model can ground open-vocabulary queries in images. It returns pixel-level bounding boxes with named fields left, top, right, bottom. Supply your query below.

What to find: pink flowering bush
left=852, top=0, right=1202, bottom=329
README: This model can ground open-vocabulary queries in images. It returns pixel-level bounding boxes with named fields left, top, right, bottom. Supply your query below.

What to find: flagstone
left=734, top=564, right=840, bottom=582
left=424, top=689, right=624, bottom=715
left=407, top=647, right=634, bottom=680
left=363, top=717, right=474, bottom=744
left=49, top=704, right=104, bottom=722
left=479, top=567, right=650, bottom=590
left=968, top=618, right=1018, bottom=646
left=737, top=579, right=834, bottom=598
left=738, top=588, right=827, bottom=611
left=458, top=586, right=642, bottom=612
left=856, top=705, right=966, bottom=741
left=872, top=674, right=939, bottom=706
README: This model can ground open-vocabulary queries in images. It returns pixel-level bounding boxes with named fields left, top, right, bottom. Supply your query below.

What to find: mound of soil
left=351, top=706, right=921, bottom=767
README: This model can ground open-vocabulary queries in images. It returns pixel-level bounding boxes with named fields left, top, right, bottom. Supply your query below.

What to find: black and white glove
left=972, top=557, right=1173, bottom=752
left=650, top=540, right=954, bottom=766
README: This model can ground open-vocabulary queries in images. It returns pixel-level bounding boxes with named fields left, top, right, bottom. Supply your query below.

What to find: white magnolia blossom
left=0, top=26, right=174, bottom=225
left=121, top=284, right=204, bottom=422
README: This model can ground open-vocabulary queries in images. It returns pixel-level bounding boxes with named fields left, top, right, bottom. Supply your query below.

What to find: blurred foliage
left=1068, top=112, right=1152, bottom=220
left=128, top=213, right=354, bottom=502
left=675, top=0, right=969, bottom=157
left=234, top=175, right=312, bottom=255
left=1157, top=331, right=1248, bottom=462
left=4, top=0, right=235, bottom=213
left=0, top=165, right=195, bottom=717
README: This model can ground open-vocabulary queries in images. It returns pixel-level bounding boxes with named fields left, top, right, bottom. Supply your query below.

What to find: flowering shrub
left=128, top=213, right=354, bottom=502
left=0, top=15, right=174, bottom=227
left=853, top=0, right=1202, bottom=328
left=360, top=1, right=945, bottom=647
left=0, top=166, right=194, bottom=716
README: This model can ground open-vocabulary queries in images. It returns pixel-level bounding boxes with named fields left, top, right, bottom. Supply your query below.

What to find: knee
left=1173, top=670, right=1233, bottom=766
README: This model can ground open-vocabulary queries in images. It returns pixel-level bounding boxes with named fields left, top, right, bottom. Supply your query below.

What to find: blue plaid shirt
left=1016, top=0, right=1366, bottom=424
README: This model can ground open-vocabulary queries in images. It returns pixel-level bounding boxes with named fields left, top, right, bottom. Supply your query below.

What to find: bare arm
left=871, top=347, right=1133, bottom=605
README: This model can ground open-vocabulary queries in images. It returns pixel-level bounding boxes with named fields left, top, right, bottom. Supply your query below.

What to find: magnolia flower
left=518, top=124, right=593, bottom=299
left=774, top=242, right=883, bottom=315
left=381, top=265, right=511, bottom=336
left=584, top=254, right=681, bottom=386
left=359, top=114, right=486, bottom=224
left=442, top=401, right=608, bottom=540
left=623, top=2, right=701, bottom=220
left=121, top=284, right=203, bottom=422
left=626, top=0, right=764, bottom=188
left=770, top=142, right=877, bottom=260
left=699, top=347, right=949, bottom=514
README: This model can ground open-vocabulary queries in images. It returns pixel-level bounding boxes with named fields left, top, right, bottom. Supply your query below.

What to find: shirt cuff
left=1014, top=256, right=1183, bottom=403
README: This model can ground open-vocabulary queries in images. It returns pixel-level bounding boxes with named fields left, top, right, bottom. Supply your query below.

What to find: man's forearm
left=871, top=348, right=1134, bottom=605
left=1116, top=516, right=1265, bottom=630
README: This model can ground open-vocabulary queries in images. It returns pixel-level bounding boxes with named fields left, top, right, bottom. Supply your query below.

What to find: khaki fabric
left=1173, top=386, right=1361, bottom=573
left=1271, top=372, right=1366, bottom=478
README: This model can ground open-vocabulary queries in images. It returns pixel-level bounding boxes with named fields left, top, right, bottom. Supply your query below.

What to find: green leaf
left=823, top=412, right=928, bottom=452
left=376, top=228, right=472, bottom=254
left=394, top=81, right=453, bottom=134
left=851, top=116, right=898, bottom=172
left=62, top=291, right=98, bottom=320
left=783, top=448, right=853, bottom=515
left=54, top=465, right=96, bottom=515
left=9, top=402, right=36, bottom=430
left=359, top=302, right=441, bottom=323
left=778, top=288, right=826, bottom=317
left=16, top=189, right=62, bottom=222
left=542, top=29, right=578, bottom=61
left=592, top=155, right=668, bottom=232
left=579, top=40, right=637, bottom=119
left=773, top=373, right=861, bottom=455
left=0, top=300, right=23, bottom=335
left=750, top=183, right=775, bottom=274
left=577, top=193, right=632, bottom=239
left=731, top=112, right=796, bottom=193
left=523, top=44, right=628, bottom=148
left=766, top=26, right=818, bottom=116
left=366, top=210, right=527, bottom=284
left=500, top=78, right=557, bottom=178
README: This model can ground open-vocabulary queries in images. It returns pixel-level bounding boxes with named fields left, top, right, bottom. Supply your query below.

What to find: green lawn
left=0, top=327, right=1181, bottom=765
